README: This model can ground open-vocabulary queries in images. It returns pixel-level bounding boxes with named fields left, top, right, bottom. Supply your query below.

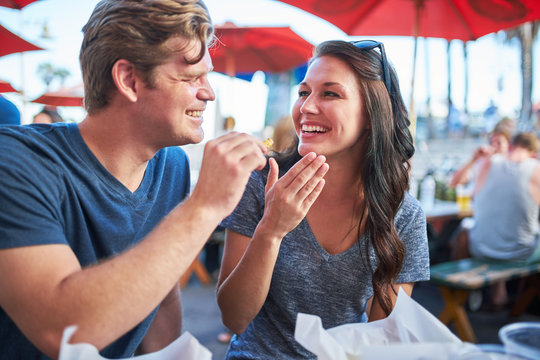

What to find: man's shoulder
left=0, top=124, right=73, bottom=161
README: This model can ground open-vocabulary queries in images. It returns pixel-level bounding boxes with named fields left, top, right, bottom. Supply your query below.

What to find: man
left=0, top=0, right=270, bottom=358
left=454, top=132, right=540, bottom=306
left=469, top=132, right=540, bottom=262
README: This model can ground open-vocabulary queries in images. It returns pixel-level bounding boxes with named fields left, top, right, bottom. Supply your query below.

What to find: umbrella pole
left=463, top=41, right=469, bottom=117
left=222, top=50, right=236, bottom=133
left=409, top=0, right=423, bottom=140
left=409, top=37, right=418, bottom=141
left=19, top=13, right=28, bottom=123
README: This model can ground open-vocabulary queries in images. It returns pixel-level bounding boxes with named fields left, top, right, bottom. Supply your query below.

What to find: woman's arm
left=217, top=154, right=329, bottom=334
left=367, top=283, right=413, bottom=322
left=137, top=284, right=182, bottom=354
left=217, top=229, right=282, bottom=334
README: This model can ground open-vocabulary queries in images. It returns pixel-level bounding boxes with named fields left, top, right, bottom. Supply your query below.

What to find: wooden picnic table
left=430, top=258, right=540, bottom=343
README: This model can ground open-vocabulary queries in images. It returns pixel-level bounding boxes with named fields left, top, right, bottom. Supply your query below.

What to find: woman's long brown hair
left=275, top=40, right=415, bottom=315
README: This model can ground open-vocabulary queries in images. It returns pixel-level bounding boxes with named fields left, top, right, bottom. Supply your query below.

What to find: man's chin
left=184, top=129, right=204, bottom=145
left=191, top=129, right=204, bottom=144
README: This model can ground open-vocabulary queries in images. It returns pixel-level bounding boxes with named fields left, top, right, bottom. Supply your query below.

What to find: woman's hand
left=258, top=152, right=329, bottom=240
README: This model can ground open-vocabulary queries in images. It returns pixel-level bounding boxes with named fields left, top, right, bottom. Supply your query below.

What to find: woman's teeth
left=302, top=124, right=328, bottom=133
left=186, top=110, right=203, bottom=117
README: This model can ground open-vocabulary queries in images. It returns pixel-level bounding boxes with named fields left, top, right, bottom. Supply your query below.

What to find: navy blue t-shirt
left=0, top=123, right=190, bottom=359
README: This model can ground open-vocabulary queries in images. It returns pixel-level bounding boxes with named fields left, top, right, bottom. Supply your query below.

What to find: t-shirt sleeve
left=0, top=135, right=66, bottom=249
left=220, top=170, right=265, bottom=238
left=395, top=193, right=430, bottom=283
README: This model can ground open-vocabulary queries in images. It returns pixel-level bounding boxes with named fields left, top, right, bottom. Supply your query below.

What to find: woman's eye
left=324, top=91, right=339, bottom=97
left=298, top=90, right=309, bottom=97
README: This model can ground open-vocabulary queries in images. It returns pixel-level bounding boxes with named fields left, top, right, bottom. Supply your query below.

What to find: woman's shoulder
left=398, top=192, right=424, bottom=216
left=395, top=192, right=426, bottom=230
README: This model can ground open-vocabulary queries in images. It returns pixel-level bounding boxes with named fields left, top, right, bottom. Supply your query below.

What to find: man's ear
left=111, top=59, right=138, bottom=103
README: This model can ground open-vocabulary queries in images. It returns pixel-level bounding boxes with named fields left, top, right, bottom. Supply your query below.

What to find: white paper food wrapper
left=295, top=288, right=477, bottom=360
left=58, top=326, right=212, bottom=360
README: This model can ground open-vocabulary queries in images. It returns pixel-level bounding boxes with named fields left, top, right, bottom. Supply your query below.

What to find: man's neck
left=78, top=111, right=152, bottom=193
left=508, top=147, right=535, bottom=162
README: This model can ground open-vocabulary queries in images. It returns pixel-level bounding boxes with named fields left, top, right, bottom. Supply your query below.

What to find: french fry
left=263, top=138, right=273, bottom=149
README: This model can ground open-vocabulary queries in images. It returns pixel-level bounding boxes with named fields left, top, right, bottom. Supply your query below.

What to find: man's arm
left=449, top=146, right=492, bottom=188
left=472, top=156, right=492, bottom=196
left=0, top=133, right=267, bottom=359
left=0, top=198, right=216, bottom=358
left=136, top=284, right=182, bottom=354
left=529, top=163, right=540, bottom=206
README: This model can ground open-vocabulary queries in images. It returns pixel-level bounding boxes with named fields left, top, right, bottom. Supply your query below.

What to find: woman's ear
left=111, top=59, right=138, bottom=103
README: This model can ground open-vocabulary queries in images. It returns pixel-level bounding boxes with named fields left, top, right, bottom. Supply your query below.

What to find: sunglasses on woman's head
left=350, top=40, right=392, bottom=94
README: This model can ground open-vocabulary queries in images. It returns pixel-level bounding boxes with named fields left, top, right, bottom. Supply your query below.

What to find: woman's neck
left=318, top=155, right=362, bottom=201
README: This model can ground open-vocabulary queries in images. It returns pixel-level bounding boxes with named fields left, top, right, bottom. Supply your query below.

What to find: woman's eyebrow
left=322, top=82, right=344, bottom=88
left=299, top=81, right=343, bottom=88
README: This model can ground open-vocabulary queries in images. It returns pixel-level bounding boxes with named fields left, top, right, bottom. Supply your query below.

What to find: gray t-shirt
left=221, top=170, right=430, bottom=359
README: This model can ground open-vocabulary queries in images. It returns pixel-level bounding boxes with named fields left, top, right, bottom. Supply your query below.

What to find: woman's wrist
left=253, top=218, right=286, bottom=246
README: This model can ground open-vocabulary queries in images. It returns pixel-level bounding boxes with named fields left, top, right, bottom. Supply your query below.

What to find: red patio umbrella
left=211, top=22, right=314, bottom=77
left=0, top=0, right=40, bottom=9
left=277, top=0, right=540, bottom=41
left=277, top=0, right=540, bottom=136
left=31, top=84, right=84, bottom=107
left=0, top=79, right=19, bottom=93
left=0, top=24, right=43, bottom=57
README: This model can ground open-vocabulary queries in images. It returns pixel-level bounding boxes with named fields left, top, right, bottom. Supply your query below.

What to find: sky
left=0, top=0, right=539, bottom=133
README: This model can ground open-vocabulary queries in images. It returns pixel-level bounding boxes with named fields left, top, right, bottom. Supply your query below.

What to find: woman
left=217, top=40, right=430, bottom=359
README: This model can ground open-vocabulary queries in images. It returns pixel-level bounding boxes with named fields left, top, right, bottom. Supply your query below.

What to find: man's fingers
left=265, top=158, right=278, bottom=195
left=208, top=132, right=267, bottom=158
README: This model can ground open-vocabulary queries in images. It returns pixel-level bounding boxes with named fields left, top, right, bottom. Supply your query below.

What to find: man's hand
left=472, top=145, right=495, bottom=161
left=191, top=132, right=267, bottom=218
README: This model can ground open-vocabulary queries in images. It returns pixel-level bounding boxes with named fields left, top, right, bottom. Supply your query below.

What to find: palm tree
left=37, top=62, right=71, bottom=90
left=54, top=68, right=71, bottom=86
left=504, top=21, right=539, bottom=130
left=37, top=63, right=55, bottom=89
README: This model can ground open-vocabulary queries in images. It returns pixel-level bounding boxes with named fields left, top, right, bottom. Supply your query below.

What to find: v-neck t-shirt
left=0, top=123, right=191, bottom=359
left=221, top=169, right=430, bottom=359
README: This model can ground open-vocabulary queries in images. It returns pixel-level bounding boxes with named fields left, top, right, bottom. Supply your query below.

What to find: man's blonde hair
left=80, top=0, right=213, bottom=114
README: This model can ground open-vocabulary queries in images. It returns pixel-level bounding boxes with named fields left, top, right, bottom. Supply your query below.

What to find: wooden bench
left=430, top=258, right=540, bottom=343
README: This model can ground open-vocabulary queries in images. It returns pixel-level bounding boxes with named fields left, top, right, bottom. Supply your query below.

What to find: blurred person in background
left=0, top=95, right=21, bottom=125
left=32, top=106, right=64, bottom=124
left=453, top=132, right=540, bottom=307
left=449, top=126, right=512, bottom=189
left=493, top=116, right=516, bottom=135
left=270, top=114, right=297, bottom=153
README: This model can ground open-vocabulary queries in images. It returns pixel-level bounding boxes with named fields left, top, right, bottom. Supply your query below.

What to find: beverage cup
left=499, top=322, right=540, bottom=359
left=456, top=184, right=472, bottom=211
